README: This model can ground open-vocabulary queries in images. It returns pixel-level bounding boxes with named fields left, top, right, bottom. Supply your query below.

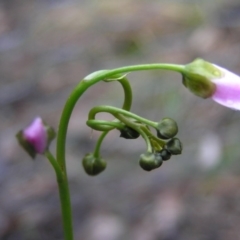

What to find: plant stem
left=45, top=151, right=63, bottom=181
left=45, top=151, right=73, bottom=240
left=55, top=63, right=183, bottom=240
left=83, top=63, right=184, bottom=83
left=93, top=131, right=110, bottom=158
left=86, top=119, right=125, bottom=131
left=88, top=105, right=158, bottom=129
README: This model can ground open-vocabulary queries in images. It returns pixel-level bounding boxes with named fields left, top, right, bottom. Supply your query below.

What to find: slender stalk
left=118, top=77, right=132, bottom=111
left=93, top=131, right=110, bottom=158
left=45, top=151, right=63, bottom=181
left=141, top=125, right=165, bottom=147
left=45, top=151, right=73, bottom=240
left=83, top=63, right=184, bottom=83
left=86, top=119, right=125, bottom=131
left=88, top=105, right=158, bottom=129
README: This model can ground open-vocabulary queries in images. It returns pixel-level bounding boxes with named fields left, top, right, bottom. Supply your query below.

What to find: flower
left=211, top=65, right=240, bottom=110
left=182, top=59, right=240, bottom=110
left=23, top=117, right=47, bottom=153
left=16, top=117, right=55, bottom=158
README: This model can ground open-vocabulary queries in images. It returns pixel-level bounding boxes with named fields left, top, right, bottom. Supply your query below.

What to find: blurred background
left=1, top=0, right=240, bottom=239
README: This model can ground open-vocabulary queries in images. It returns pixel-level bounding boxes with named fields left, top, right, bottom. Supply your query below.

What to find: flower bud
left=166, top=138, right=182, bottom=155
left=158, top=149, right=172, bottom=161
left=139, top=152, right=162, bottom=171
left=82, top=153, right=107, bottom=176
left=182, top=58, right=218, bottom=98
left=16, top=117, right=55, bottom=159
left=156, top=118, right=178, bottom=139
left=120, top=126, right=140, bottom=139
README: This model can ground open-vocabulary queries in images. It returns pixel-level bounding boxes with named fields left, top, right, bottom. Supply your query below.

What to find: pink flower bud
left=23, top=117, right=47, bottom=154
left=182, top=59, right=240, bottom=110
left=211, top=65, right=240, bottom=110
left=16, top=117, right=55, bottom=159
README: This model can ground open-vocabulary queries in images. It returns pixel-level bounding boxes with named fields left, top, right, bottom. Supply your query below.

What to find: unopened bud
left=82, top=153, right=107, bottom=176
left=157, top=118, right=178, bottom=139
left=16, top=117, right=55, bottom=159
left=166, top=138, right=182, bottom=155
left=120, top=126, right=140, bottom=139
left=158, top=149, right=172, bottom=161
left=139, top=152, right=162, bottom=171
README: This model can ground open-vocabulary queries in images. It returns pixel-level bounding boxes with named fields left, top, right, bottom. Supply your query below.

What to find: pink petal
left=211, top=65, right=240, bottom=110
left=23, top=117, right=47, bottom=153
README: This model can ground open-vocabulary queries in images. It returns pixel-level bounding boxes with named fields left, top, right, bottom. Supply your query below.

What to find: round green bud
left=166, top=138, right=182, bottom=155
left=158, top=149, right=172, bottom=161
left=139, top=152, right=162, bottom=171
left=82, top=153, right=107, bottom=176
left=120, top=126, right=140, bottom=139
left=156, top=118, right=178, bottom=139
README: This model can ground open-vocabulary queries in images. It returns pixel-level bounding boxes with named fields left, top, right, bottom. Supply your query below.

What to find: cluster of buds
left=118, top=118, right=182, bottom=172
left=138, top=118, right=182, bottom=171
left=83, top=112, right=183, bottom=175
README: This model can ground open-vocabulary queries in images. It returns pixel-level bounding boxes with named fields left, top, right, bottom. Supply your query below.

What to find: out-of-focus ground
left=1, top=0, right=240, bottom=239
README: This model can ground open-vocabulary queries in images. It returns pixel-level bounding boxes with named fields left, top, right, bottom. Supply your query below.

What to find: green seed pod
left=159, top=149, right=172, bottom=161
left=166, top=138, right=182, bottom=155
left=156, top=118, right=178, bottom=139
left=82, top=153, right=107, bottom=176
left=120, top=126, right=140, bottom=139
left=139, top=152, right=162, bottom=171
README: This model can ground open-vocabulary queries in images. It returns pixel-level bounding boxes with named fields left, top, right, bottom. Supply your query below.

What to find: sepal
left=156, top=118, right=178, bottom=139
left=182, top=58, right=219, bottom=98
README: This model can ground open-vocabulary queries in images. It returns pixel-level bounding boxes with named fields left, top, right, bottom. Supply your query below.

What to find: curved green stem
left=93, top=131, right=110, bottom=158
left=141, top=125, right=165, bottom=147
left=55, top=63, right=183, bottom=240
left=83, top=64, right=184, bottom=83
left=88, top=105, right=158, bottom=129
left=119, top=77, right=132, bottom=111
left=86, top=119, right=125, bottom=131
left=45, top=151, right=63, bottom=181
left=86, top=78, right=133, bottom=132
left=44, top=151, right=73, bottom=240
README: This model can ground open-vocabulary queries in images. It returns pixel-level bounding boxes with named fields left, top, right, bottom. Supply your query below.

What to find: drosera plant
left=16, top=58, right=240, bottom=240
